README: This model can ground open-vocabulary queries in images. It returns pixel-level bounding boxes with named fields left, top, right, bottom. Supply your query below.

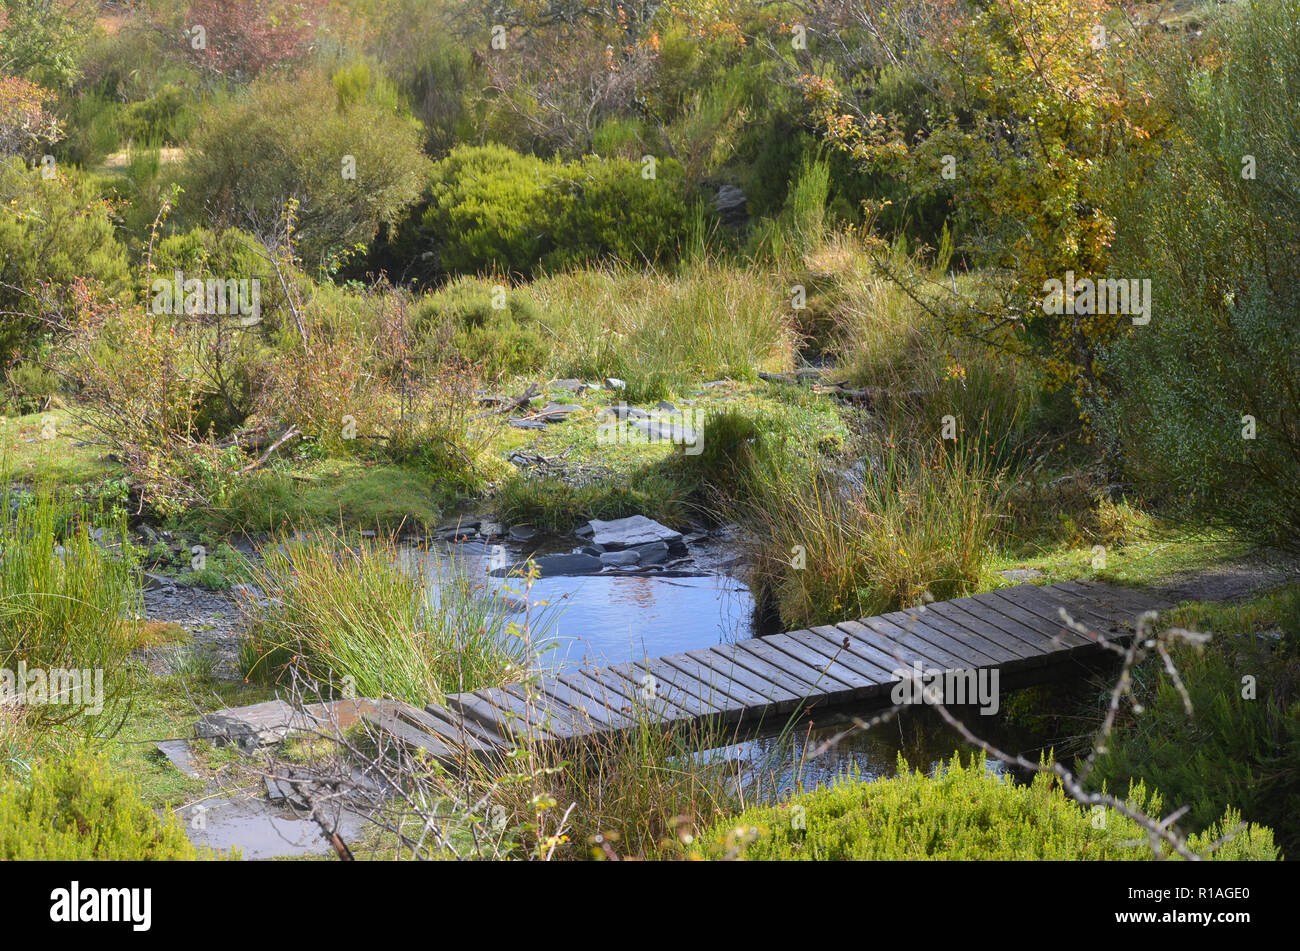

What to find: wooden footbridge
left=363, top=580, right=1172, bottom=763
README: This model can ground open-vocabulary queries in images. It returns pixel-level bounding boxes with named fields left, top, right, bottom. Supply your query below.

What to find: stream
left=411, top=533, right=1056, bottom=796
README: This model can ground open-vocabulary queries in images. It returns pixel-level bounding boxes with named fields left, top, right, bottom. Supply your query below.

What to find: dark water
left=412, top=537, right=757, bottom=668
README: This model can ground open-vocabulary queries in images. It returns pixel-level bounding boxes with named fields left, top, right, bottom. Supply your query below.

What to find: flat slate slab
left=195, top=698, right=395, bottom=750
left=587, top=514, right=683, bottom=549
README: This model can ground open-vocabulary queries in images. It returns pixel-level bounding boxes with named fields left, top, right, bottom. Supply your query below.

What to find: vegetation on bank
left=0, top=0, right=1295, bottom=860
left=694, top=754, right=1279, bottom=861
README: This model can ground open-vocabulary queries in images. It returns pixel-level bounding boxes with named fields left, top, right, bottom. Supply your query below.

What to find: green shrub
left=0, top=747, right=209, bottom=860
left=420, top=144, right=688, bottom=277
left=413, top=278, right=547, bottom=380
left=1091, top=587, right=1300, bottom=857
left=0, top=157, right=132, bottom=372
left=180, top=72, right=431, bottom=268
left=697, top=753, right=1278, bottom=860
left=1096, top=0, right=1300, bottom=550
left=540, top=154, right=687, bottom=271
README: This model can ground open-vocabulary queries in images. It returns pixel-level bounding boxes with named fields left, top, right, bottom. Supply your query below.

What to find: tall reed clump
left=522, top=259, right=796, bottom=400
left=744, top=440, right=1001, bottom=629
left=239, top=534, right=534, bottom=705
left=0, top=483, right=139, bottom=718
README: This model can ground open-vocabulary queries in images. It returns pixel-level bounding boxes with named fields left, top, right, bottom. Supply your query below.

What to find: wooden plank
left=536, top=675, right=634, bottom=731
left=808, top=624, right=911, bottom=679
left=501, top=683, right=588, bottom=740
left=364, top=712, right=455, bottom=761
left=450, top=688, right=561, bottom=743
left=924, top=597, right=1054, bottom=654
left=569, top=666, right=669, bottom=723
left=423, top=702, right=512, bottom=748
left=871, top=610, right=1004, bottom=668
left=399, top=704, right=500, bottom=756
left=782, top=628, right=895, bottom=681
left=760, top=632, right=874, bottom=694
left=946, top=594, right=1091, bottom=651
left=553, top=670, right=651, bottom=730
left=840, top=617, right=966, bottom=671
left=989, top=585, right=1125, bottom=643
left=962, top=589, right=1097, bottom=651
left=661, top=652, right=785, bottom=713
left=1053, top=580, right=1159, bottom=620
left=683, top=648, right=805, bottom=713
left=734, top=637, right=852, bottom=693
left=709, top=642, right=824, bottom=696
left=1070, top=579, right=1172, bottom=615
left=1014, top=583, right=1134, bottom=629
left=605, top=662, right=697, bottom=722
left=773, top=630, right=888, bottom=701
left=882, top=606, right=1025, bottom=663
left=900, top=604, right=1053, bottom=671
left=633, top=659, right=739, bottom=720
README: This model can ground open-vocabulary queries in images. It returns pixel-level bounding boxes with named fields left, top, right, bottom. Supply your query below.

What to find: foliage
left=697, top=752, right=1278, bottom=860
left=182, top=0, right=323, bottom=84
left=743, top=439, right=999, bottom=628
left=180, top=72, right=430, bottom=268
left=0, top=157, right=131, bottom=373
left=0, top=0, right=90, bottom=89
left=0, top=484, right=139, bottom=723
left=419, top=144, right=688, bottom=277
left=801, top=0, right=1163, bottom=399
left=1095, top=0, right=1300, bottom=550
left=1091, top=586, right=1300, bottom=857
left=0, top=746, right=209, bottom=859
left=240, top=534, right=534, bottom=704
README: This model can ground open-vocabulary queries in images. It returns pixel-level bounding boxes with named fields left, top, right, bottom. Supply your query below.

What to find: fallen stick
left=239, top=425, right=300, bottom=474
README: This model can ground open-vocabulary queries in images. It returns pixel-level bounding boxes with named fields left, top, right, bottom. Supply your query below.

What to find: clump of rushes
left=240, top=533, right=535, bottom=705
left=0, top=482, right=139, bottom=721
left=744, top=439, right=1000, bottom=629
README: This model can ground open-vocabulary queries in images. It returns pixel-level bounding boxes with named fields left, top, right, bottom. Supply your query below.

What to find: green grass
left=241, top=533, right=538, bottom=705
left=0, top=411, right=119, bottom=487
left=1087, top=585, right=1300, bottom=856
left=0, top=484, right=141, bottom=724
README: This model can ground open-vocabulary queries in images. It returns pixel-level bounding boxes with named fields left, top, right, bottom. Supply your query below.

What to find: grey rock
left=535, top=402, right=584, bottom=422
left=656, top=400, right=678, bottom=413
left=478, top=521, right=504, bottom=538
left=508, top=525, right=537, bottom=543
left=600, top=404, right=650, bottom=420
left=999, top=568, right=1044, bottom=582
left=604, top=377, right=626, bottom=390
left=141, top=571, right=175, bottom=591
left=509, top=417, right=547, bottom=430
left=155, top=740, right=200, bottom=778
left=630, top=417, right=698, bottom=444
left=502, top=552, right=603, bottom=577
left=599, top=549, right=641, bottom=567
left=575, top=523, right=595, bottom=538
left=714, top=184, right=749, bottom=228
left=587, top=515, right=683, bottom=550
left=630, top=541, right=669, bottom=566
